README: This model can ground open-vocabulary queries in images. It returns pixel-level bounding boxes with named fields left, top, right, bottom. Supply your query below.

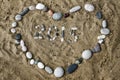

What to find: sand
left=0, top=0, right=120, bottom=80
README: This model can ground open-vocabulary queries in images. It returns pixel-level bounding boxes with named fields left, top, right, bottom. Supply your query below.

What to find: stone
left=45, top=66, right=53, bottom=74
left=26, top=52, right=32, bottom=59
left=15, top=14, right=22, bottom=21
left=48, top=10, right=54, bottom=16
left=52, top=12, right=63, bottom=20
left=64, top=13, right=70, bottom=18
left=102, top=20, right=107, bottom=28
left=30, top=59, right=35, bottom=65
left=98, top=39, right=104, bottom=44
left=91, top=43, right=101, bottom=53
left=84, top=3, right=95, bottom=12
left=100, top=28, right=110, bottom=35
left=20, top=40, right=25, bottom=47
left=96, top=11, right=102, bottom=19
left=54, top=67, right=64, bottom=78
left=29, top=5, right=36, bottom=10
left=67, top=64, right=78, bottom=74
left=10, top=28, right=16, bottom=33
left=15, top=33, right=22, bottom=40
left=22, top=46, right=27, bottom=52
left=37, top=62, right=45, bottom=69
left=12, top=22, right=17, bottom=28
left=97, top=35, right=106, bottom=40
left=36, top=3, right=45, bottom=10
left=69, top=6, right=81, bottom=13
left=42, top=6, right=49, bottom=12
left=19, top=8, right=29, bottom=16
left=15, top=40, right=20, bottom=44
left=82, top=50, right=92, bottom=60
left=75, top=58, right=83, bottom=64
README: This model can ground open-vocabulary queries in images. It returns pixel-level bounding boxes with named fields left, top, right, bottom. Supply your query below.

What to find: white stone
left=100, top=28, right=110, bottom=35
left=20, top=40, right=25, bottom=47
left=69, top=6, right=81, bottom=13
left=36, top=3, right=45, bottom=10
left=71, top=27, right=77, bottom=30
left=102, top=20, right=107, bottom=28
left=15, top=40, right=20, bottom=44
left=62, top=26, right=65, bottom=30
left=98, top=39, right=104, bottom=44
left=15, top=14, right=22, bottom=21
left=29, top=5, right=36, bottom=10
left=10, top=28, right=16, bottom=33
left=82, top=50, right=92, bottom=60
left=45, top=66, right=53, bottom=74
left=12, top=22, right=17, bottom=27
left=37, top=62, right=45, bottom=69
left=22, top=46, right=27, bottom=52
left=54, top=67, right=64, bottom=78
left=97, top=35, right=106, bottom=40
left=26, top=52, right=32, bottom=59
left=84, top=3, right=95, bottom=12
left=30, top=59, right=35, bottom=65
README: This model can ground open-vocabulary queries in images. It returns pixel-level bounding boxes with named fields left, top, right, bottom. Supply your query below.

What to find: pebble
left=36, top=3, right=45, bottom=10
left=10, top=28, right=16, bottom=33
left=15, top=33, right=22, bottom=40
left=34, top=58, right=40, bottom=65
left=84, top=3, right=95, bottom=12
left=96, top=11, right=102, bottom=19
left=15, top=40, right=20, bottom=44
left=42, top=6, right=49, bottom=12
left=100, top=28, right=110, bottom=35
left=12, top=22, right=17, bottom=28
left=54, top=67, right=64, bottom=78
left=48, top=10, right=54, bottom=16
left=45, top=66, right=53, bottom=74
left=26, top=52, right=32, bottom=59
left=69, top=6, right=81, bottom=13
left=22, top=46, right=27, bottom=52
left=64, top=13, right=70, bottom=18
left=82, top=50, right=92, bottom=60
left=19, top=8, right=29, bottom=16
left=75, top=58, right=83, bottom=64
left=102, top=20, right=107, bottom=28
left=29, top=5, right=36, bottom=10
left=67, top=64, right=78, bottom=74
left=98, top=39, right=104, bottom=44
left=20, top=40, right=25, bottom=47
left=91, top=43, right=101, bottom=53
left=97, top=35, right=106, bottom=40
left=15, top=14, right=22, bottom=21
left=52, top=12, right=63, bottom=20
left=30, top=59, right=35, bottom=65
left=37, top=62, right=45, bottom=69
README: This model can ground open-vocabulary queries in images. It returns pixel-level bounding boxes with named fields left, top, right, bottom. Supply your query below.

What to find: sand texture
left=0, top=0, right=120, bottom=80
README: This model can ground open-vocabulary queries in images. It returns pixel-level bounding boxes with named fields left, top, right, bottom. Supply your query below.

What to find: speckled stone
left=45, top=66, right=53, bottom=74
left=52, top=12, right=63, bottom=20
left=54, top=67, right=64, bottom=78
left=67, top=64, right=78, bottom=74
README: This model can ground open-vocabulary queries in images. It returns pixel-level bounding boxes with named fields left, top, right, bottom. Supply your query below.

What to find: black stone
left=64, top=13, right=70, bottom=18
left=96, top=11, right=102, bottom=19
left=55, top=32, right=59, bottom=36
left=15, top=33, right=22, bottom=40
left=19, top=8, right=29, bottom=16
left=67, top=64, right=78, bottom=74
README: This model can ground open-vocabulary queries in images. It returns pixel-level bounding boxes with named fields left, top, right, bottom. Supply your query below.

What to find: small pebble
left=20, top=40, right=25, bottom=47
left=75, top=58, right=83, bottom=64
left=54, top=67, right=64, bottom=78
left=36, top=3, right=45, bottom=10
left=30, top=59, right=35, bottom=65
left=34, top=58, right=40, bottom=65
left=45, top=66, right=53, bottom=74
left=67, top=64, right=78, bottom=74
left=10, top=28, right=16, bottom=33
left=98, top=39, right=104, bottom=44
left=102, top=20, right=107, bottom=28
left=100, top=28, right=110, bottom=35
left=29, top=5, right=36, bottom=10
left=15, top=40, right=20, bottom=44
left=52, top=12, right=63, bottom=20
left=37, top=62, right=45, bottom=69
left=19, top=8, right=29, bottom=16
left=64, top=13, right=70, bottom=18
left=96, top=11, right=102, bottom=19
left=48, top=10, right=54, bottom=16
left=97, top=35, right=106, bottom=40
left=91, top=43, right=101, bottom=53
left=84, top=3, right=95, bottom=12
left=12, top=22, right=17, bottom=28
left=15, top=14, right=22, bottom=21
left=82, top=50, right=92, bottom=60
left=15, top=33, right=22, bottom=40
left=42, top=6, right=49, bottom=12
left=69, top=6, right=81, bottom=13
left=26, top=52, right=32, bottom=59
left=22, top=46, right=27, bottom=52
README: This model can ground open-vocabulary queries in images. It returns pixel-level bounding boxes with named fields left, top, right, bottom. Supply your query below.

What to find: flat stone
left=12, top=22, right=17, bottom=28
left=91, top=43, right=101, bottom=53
left=69, top=6, right=81, bottom=13
left=84, top=3, right=95, bottom=12
left=67, top=64, right=78, bottom=74
left=96, top=11, right=102, bottom=19
left=100, top=28, right=110, bottom=35
left=15, top=14, right=22, bottom=21
left=37, top=62, right=45, bottom=69
left=19, top=8, right=29, bottom=16
left=15, top=33, right=22, bottom=40
left=82, top=50, right=92, bottom=60
left=42, top=6, right=49, bottom=12
left=52, top=12, right=63, bottom=20
left=102, top=20, right=107, bottom=28
left=26, top=52, right=32, bottom=59
left=54, top=67, right=64, bottom=78
left=36, top=3, right=45, bottom=10
left=45, top=66, right=53, bottom=74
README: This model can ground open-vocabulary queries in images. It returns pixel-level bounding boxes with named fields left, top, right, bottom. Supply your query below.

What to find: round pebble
left=69, top=6, right=81, bottom=13
left=36, top=3, right=45, bottom=10
left=102, top=20, right=107, bottom=28
left=10, top=28, right=16, bottom=33
left=52, top=12, right=63, bottom=20
left=48, top=10, right=54, bottom=16
left=45, top=66, right=53, bottom=74
left=15, top=14, right=22, bottom=21
left=37, top=62, right=45, bottom=69
left=26, top=52, right=32, bottom=59
left=54, top=67, right=64, bottom=78
left=100, top=28, right=110, bottom=35
left=82, top=50, right=92, bottom=60
left=15, top=33, right=22, bottom=40
left=84, top=3, right=95, bottom=12
left=29, top=5, right=36, bottom=10
left=12, top=22, right=17, bottom=28
left=20, top=40, right=25, bottom=47
left=30, top=59, right=35, bottom=65
left=22, top=46, right=27, bottom=52
left=96, top=11, right=102, bottom=19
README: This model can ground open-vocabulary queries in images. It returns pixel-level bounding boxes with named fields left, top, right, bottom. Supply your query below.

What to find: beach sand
left=0, top=0, right=120, bottom=80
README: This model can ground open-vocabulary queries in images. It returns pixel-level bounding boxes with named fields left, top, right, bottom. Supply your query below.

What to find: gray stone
left=19, top=8, right=29, bottom=16
left=45, top=66, right=53, bottom=74
left=96, top=11, right=102, bottom=19
left=91, top=43, right=101, bottom=53
left=100, top=28, right=110, bottom=35
left=52, top=12, right=63, bottom=20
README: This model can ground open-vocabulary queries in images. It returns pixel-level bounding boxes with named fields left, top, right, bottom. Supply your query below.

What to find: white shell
left=37, top=62, right=45, bottom=69
left=97, top=35, right=106, bottom=40
left=54, top=67, right=64, bottom=78
left=30, top=59, right=35, bottom=65
left=100, top=28, right=110, bottom=35
left=36, top=3, right=45, bottom=10
left=15, top=14, right=22, bottom=21
left=69, top=6, right=81, bottom=13
left=12, top=22, right=17, bottom=28
left=84, top=3, right=95, bottom=12
left=20, top=40, right=25, bottom=47
left=102, top=20, right=107, bottom=28
left=10, top=28, right=16, bottom=33
left=29, top=5, right=36, bottom=10
left=26, top=52, right=32, bottom=59
left=45, top=66, right=53, bottom=74
left=21, top=46, right=27, bottom=52
left=82, top=50, right=92, bottom=60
